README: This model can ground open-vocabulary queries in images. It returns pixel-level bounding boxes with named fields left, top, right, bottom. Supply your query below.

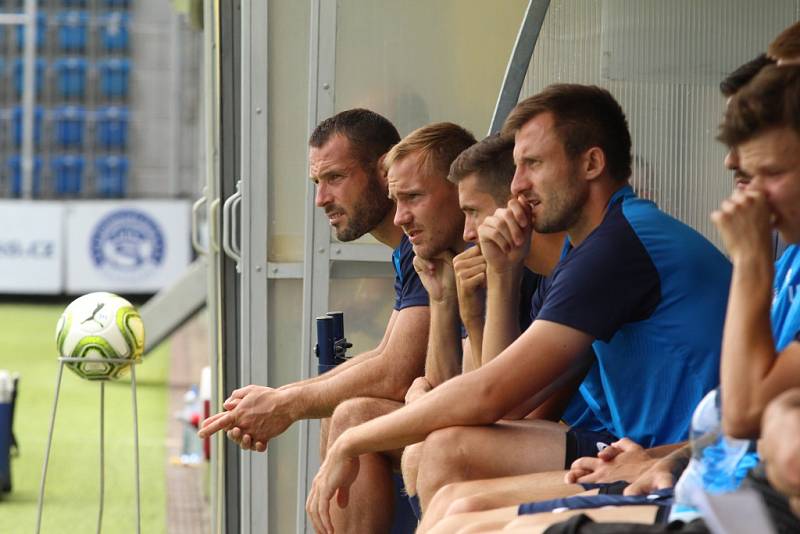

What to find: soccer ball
left=55, top=292, right=145, bottom=381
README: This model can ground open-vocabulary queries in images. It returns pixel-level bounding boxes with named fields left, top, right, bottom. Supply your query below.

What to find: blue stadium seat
left=7, top=155, right=42, bottom=197
left=94, top=155, right=128, bottom=197
left=101, top=0, right=130, bottom=7
left=54, top=57, right=87, bottom=99
left=12, top=105, right=43, bottom=148
left=51, top=154, right=85, bottom=196
left=97, top=58, right=131, bottom=99
left=13, top=58, right=46, bottom=98
left=60, top=0, right=88, bottom=7
left=54, top=106, right=86, bottom=149
left=15, top=12, right=47, bottom=51
left=95, top=106, right=128, bottom=149
left=98, top=12, right=129, bottom=52
left=56, top=11, right=89, bottom=54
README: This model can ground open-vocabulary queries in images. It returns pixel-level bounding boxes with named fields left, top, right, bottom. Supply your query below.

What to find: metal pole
left=131, top=363, right=142, bottom=534
left=97, top=381, right=105, bottom=534
left=488, top=0, right=550, bottom=135
left=20, top=0, right=38, bottom=198
left=35, top=361, right=65, bottom=534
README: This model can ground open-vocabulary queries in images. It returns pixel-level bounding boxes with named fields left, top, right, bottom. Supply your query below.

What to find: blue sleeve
left=535, top=210, right=660, bottom=342
left=393, top=236, right=429, bottom=311
left=519, top=269, right=541, bottom=332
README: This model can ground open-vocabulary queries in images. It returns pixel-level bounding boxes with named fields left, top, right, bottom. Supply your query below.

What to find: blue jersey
left=532, top=185, right=731, bottom=447
left=392, top=234, right=429, bottom=310
left=772, top=245, right=800, bottom=351
left=672, top=246, right=800, bottom=519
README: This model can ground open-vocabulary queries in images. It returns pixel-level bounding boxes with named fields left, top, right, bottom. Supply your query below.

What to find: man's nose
left=315, top=182, right=332, bottom=207
left=511, top=166, right=529, bottom=197
left=394, top=203, right=412, bottom=227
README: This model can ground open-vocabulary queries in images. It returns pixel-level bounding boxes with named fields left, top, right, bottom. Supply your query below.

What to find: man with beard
left=302, top=121, right=476, bottom=533
left=199, top=109, right=431, bottom=531
left=306, top=85, right=732, bottom=534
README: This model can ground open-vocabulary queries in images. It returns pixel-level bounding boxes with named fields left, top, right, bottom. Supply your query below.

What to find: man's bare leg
left=420, top=470, right=581, bottom=532
left=401, top=442, right=424, bottom=496
left=326, top=397, right=404, bottom=534
left=421, top=472, right=589, bottom=533
left=415, top=419, right=567, bottom=511
left=320, top=418, right=331, bottom=460
left=427, top=505, right=520, bottom=534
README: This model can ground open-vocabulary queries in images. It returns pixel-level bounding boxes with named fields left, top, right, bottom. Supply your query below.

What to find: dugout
left=196, top=1, right=798, bottom=533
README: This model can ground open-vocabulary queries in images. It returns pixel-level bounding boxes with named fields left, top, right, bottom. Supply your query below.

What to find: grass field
left=0, top=302, right=168, bottom=534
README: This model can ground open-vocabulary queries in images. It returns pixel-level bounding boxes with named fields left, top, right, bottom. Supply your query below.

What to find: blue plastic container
left=0, top=371, right=14, bottom=493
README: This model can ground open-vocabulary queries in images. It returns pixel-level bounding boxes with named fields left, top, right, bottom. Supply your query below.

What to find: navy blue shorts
left=518, top=487, right=674, bottom=516
left=564, top=428, right=619, bottom=468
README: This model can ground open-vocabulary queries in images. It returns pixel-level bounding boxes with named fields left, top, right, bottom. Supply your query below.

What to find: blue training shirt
left=531, top=185, right=731, bottom=447
left=771, top=245, right=800, bottom=351
left=392, top=234, right=429, bottom=310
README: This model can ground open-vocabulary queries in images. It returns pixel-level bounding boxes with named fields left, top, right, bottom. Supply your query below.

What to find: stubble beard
left=533, top=171, right=588, bottom=234
left=334, top=171, right=394, bottom=242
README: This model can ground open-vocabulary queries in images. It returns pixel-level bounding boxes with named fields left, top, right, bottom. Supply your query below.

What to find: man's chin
left=333, top=227, right=364, bottom=242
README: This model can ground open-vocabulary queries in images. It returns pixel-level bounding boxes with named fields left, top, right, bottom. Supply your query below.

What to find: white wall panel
left=522, top=0, right=800, bottom=246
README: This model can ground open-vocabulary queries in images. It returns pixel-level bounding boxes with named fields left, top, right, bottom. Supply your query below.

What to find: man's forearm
left=646, top=441, right=686, bottom=458
left=720, top=255, right=776, bottom=437
left=336, top=369, right=502, bottom=457
left=463, top=317, right=484, bottom=372
left=658, top=443, right=692, bottom=477
left=277, top=348, right=379, bottom=392
left=482, top=268, right=522, bottom=366
left=285, top=348, right=422, bottom=420
left=425, top=298, right=463, bottom=386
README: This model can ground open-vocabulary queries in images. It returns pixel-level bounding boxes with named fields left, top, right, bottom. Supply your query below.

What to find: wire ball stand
left=35, top=356, right=142, bottom=534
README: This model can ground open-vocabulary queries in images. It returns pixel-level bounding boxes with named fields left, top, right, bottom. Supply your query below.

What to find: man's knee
left=416, top=427, right=474, bottom=503
left=446, top=494, right=493, bottom=516
left=329, top=397, right=389, bottom=437
left=401, top=442, right=424, bottom=495
left=419, top=426, right=471, bottom=471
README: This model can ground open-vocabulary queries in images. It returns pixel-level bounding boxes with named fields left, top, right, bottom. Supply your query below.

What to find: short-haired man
left=399, top=134, right=570, bottom=506
left=308, top=120, right=476, bottom=532
left=198, top=109, right=432, bottom=531
left=306, top=85, right=731, bottom=533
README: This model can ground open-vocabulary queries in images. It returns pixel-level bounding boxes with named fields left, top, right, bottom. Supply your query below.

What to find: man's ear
left=583, top=147, right=606, bottom=182
left=376, top=154, right=389, bottom=184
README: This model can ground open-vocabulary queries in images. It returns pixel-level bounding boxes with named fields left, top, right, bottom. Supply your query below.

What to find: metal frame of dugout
left=35, top=356, right=142, bottom=534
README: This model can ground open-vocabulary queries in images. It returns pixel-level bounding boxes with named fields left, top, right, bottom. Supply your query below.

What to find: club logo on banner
left=90, top=209, right=166, bottom=280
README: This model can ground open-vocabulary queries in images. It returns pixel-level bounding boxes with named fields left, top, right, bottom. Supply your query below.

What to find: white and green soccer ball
left=55, top=292, right=145, bottom=381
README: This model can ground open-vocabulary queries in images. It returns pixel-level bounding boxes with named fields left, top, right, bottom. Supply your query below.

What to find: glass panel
left=267, top=0, right=311, bottom=262
left=267, top=278, right=303, bottom=533
left=329, top=275, right=396, bottom=352
left=265, top=274, right=394, bottom=532
left=522, top=0, right=799, bottom=247
left=334, top=0, right=529, bottom=246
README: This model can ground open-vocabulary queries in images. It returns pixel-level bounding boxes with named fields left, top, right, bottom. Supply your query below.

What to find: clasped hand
left=564, top=437, right=655, bottom=485
left=197, top=384, right=293, bottom=452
